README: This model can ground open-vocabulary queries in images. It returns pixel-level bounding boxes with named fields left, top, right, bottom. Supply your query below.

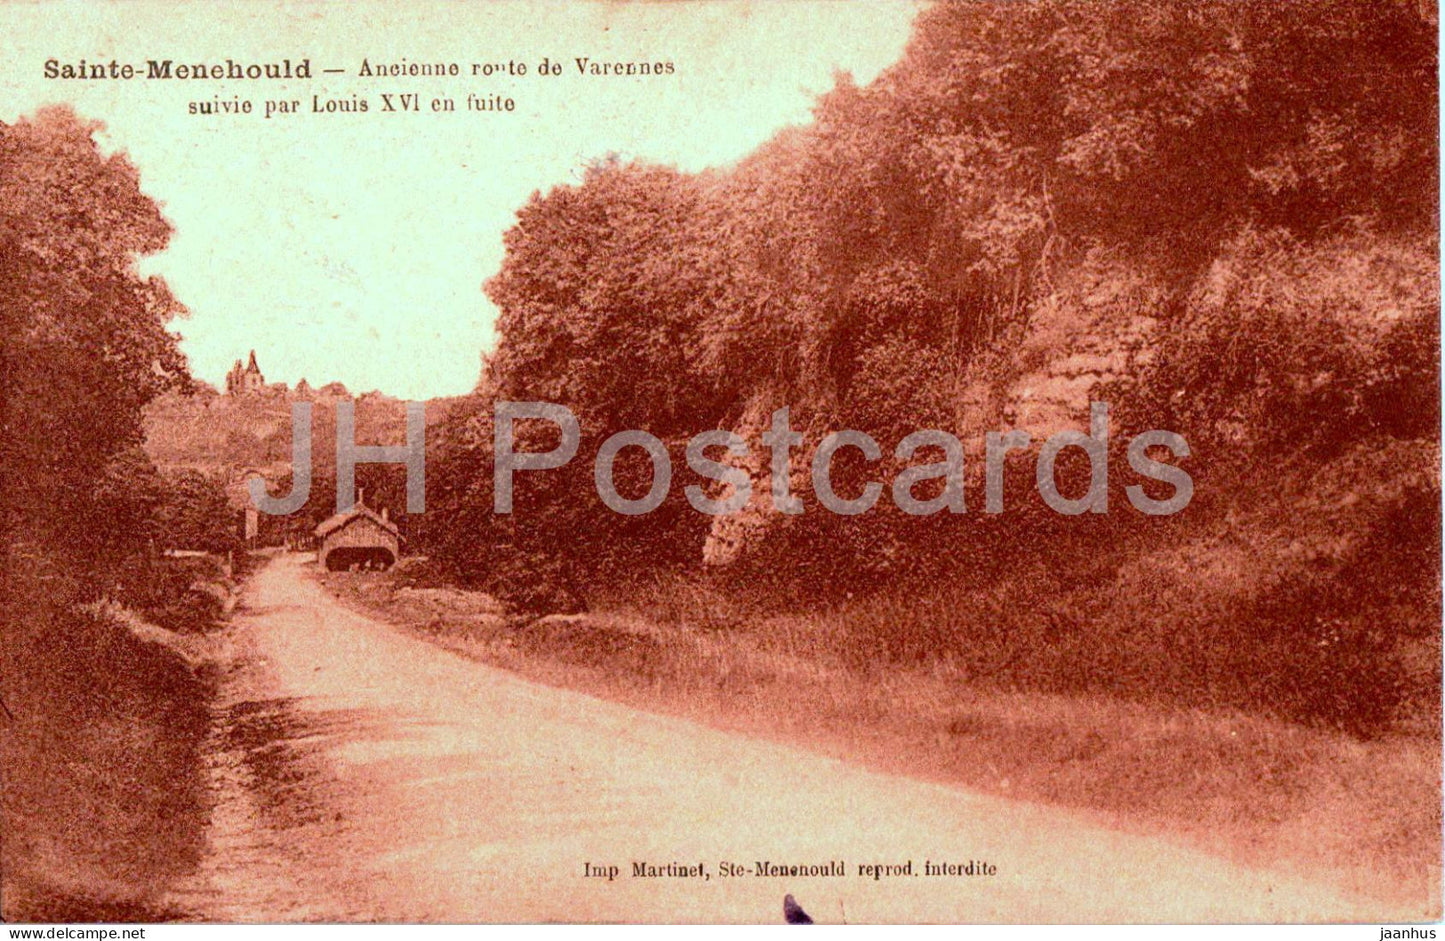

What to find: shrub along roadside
left=0, top=553, right=238, bottom=921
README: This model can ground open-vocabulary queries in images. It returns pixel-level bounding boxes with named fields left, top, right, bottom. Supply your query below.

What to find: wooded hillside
left=425, top=0, right=1440, bottom=736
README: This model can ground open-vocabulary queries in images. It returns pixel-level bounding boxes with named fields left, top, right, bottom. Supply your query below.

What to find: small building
left=314, top=501, right=401, bottom=571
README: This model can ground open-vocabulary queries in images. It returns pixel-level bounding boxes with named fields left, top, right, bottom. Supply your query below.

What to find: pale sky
left=0, top=1, right=919, bottom=399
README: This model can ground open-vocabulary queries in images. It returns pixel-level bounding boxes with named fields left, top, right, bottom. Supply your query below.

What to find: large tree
left=0, top=107, right=189, bottom=577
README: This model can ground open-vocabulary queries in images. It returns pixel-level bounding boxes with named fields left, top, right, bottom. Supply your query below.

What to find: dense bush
left=155, top=470, right=242, bottom=554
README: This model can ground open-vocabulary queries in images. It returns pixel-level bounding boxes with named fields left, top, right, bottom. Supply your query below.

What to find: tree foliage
left=0, top=107, right=189, bottom=576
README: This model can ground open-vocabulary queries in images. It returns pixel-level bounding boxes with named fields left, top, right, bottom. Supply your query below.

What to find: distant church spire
left=227, top=350, right=266, bottom=395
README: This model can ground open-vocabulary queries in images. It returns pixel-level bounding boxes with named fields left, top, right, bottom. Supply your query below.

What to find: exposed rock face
left=700, top=257, right=1167, bottom=568
left=1007, top=257, right=1163, bottom=437
left=701, top=397, right=814, bottom=568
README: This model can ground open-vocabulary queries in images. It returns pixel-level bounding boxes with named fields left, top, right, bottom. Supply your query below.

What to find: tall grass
left=0, top=558, right=216, bottom=920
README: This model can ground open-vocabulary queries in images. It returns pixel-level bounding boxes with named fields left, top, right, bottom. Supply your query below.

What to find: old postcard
left=0, top=0, right=1439, bottom=927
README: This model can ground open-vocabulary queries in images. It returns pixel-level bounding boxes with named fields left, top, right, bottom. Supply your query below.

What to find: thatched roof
left=314, top=504, right=400, bottom=539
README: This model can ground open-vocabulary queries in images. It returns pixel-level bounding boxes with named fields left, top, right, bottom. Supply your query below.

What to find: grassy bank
left=319, top=559, right=1441, bottom=919
left=0, top=555, right=240, bottom=921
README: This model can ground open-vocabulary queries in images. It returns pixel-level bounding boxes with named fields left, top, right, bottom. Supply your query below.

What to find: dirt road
left=169, top=553, right=1375, bottom=922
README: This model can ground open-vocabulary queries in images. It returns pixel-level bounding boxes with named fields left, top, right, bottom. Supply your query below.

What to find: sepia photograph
left=0, top=0, right=1439, bottom=928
